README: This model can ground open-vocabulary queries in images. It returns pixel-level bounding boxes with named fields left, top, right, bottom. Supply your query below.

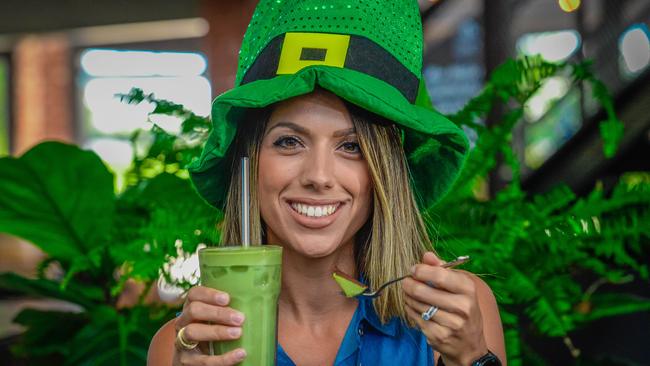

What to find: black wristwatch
left=437, top=351, right=502, bottom=366
left=470, top=351, right=501, bottom=366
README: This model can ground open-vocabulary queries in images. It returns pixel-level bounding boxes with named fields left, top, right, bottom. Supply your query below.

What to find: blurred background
left=0, top=0, right=648, bottom=365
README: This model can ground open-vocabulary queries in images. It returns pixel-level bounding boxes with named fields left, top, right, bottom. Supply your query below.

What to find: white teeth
left=290, top=202, right=339, bottom=218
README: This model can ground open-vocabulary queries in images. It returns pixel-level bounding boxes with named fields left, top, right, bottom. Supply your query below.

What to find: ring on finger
left=421, top=305, right=439, bottom=321
left=175, top=326, right=199, bottom=351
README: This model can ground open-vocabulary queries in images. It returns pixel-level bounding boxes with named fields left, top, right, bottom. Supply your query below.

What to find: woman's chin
left=281, top=235, right=349, bottom=259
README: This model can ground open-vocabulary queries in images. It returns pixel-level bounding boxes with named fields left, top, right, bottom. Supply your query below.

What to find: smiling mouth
left=289, top=202, right=341, bottom=218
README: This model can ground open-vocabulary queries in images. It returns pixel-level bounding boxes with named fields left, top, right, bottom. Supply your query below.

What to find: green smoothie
left=199, top=245, right=282, bottom=366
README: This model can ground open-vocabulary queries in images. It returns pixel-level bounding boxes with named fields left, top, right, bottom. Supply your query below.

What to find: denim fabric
left=277, top=297, right=435, bottom=366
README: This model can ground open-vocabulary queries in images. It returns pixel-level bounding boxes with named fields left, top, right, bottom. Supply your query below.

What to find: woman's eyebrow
left=332, top=127, right=356, bottom=138
left=266, top=121, right=309, bottom=135
left=266, top=122, right=356, bottom=137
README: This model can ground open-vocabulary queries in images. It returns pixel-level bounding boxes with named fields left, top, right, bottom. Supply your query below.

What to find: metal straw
left=240, top=157, right=250, bottom=247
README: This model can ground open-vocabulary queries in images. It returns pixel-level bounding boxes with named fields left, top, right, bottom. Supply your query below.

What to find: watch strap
left=471, top=350, right=502, bottom=366
left=436, top=350, right=502, bottom=366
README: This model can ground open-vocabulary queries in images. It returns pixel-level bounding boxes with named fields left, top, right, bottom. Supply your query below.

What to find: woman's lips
left=284, top=200, right=344, bottom=229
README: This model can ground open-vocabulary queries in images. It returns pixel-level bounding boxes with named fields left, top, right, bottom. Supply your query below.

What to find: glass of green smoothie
left=199, top=245, right=282, bottom=365
left=198, top=157, right=282, bottom=365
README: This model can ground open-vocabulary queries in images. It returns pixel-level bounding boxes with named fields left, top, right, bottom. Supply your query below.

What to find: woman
left=149, top=1, right=505, bottom=365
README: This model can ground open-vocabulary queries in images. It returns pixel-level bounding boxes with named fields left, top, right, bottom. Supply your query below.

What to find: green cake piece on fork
left=332, top=269, right=368, bottom=298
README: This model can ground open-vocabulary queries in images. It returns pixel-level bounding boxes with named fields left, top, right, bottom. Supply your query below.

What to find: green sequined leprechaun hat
left=189, top=0, right=469, bottom=209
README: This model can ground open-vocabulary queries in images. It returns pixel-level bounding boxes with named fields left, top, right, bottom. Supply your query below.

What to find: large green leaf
left=61, top=305, right=173, bottom=366
left=112, top=173, right=221, bottom=285
left=0, top=272, right=104, bottom=309
left=63, top=306, right=120, bottom=366
left=0, top=142, right=115, bottom=260
left=11, top=309, right=86, bottom=358
left=119, top=172, right=219, bottom=212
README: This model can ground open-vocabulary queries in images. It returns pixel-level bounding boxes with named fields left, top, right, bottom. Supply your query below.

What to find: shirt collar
left=358, top=297, right=399, bottom=337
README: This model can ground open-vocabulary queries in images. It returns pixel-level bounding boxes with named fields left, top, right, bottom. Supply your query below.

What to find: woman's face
left=258, top=89, right=372, bottom=258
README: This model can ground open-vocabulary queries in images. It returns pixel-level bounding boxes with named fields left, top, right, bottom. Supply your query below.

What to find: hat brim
left=189, top=65, right=468, bottom=209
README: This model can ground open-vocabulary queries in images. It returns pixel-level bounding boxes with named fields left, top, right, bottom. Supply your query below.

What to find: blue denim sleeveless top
left=277, top=297, right=435, bottom=366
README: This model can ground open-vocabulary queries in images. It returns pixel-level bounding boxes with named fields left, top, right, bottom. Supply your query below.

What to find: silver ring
left=421, top=305, right=439, bottom=321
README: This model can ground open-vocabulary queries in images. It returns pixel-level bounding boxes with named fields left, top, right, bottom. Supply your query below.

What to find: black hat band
left=241, top=32, right=419, bottom=103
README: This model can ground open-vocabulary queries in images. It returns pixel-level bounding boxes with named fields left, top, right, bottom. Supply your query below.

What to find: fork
left=357, top=255, right=470, bottom=298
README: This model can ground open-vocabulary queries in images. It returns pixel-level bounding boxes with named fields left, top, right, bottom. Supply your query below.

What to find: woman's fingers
left=402, top=277, right=475, bottom=318
left=176, top=301, right=245, bottom=330
left=410, top=263, right=475, bottom=295
left=422, top=251, right=445, bottom=266
left=186, top=286, right=231, bottom=307
left=404, top=304, right=452, bottom=344
left=171, top=286, right=249, bottom=365
left=175, top=286, right=244, bottom=331
left=403, top=295, right=464, bottom=331
left=176, top=347, right=247, bottom=366
left=182, top=323, right=243, bottom=343
left=405, top=257, right=492, bottom=365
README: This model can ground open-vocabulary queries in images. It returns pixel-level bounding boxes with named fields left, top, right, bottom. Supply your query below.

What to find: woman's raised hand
left=402, top=252, right=489, bottom=366
left=172, top=286, right=247, bottom=366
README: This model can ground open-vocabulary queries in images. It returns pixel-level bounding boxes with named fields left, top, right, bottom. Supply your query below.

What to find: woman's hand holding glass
left=173, top=286, right=247, bottom=366
left=403, top=252, right=489, bottom=366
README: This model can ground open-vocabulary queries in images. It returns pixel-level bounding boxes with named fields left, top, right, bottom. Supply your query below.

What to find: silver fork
left=356, top=255, right=470, bottom=298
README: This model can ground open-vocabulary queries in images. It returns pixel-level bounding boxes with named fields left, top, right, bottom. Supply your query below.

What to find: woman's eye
left=273, top=136, right=302, bottom=149
left=340, top=141, right=361, bottom=154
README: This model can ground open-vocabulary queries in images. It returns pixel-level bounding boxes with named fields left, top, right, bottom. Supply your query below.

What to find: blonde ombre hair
left=219, top=100, right=432, bottom=325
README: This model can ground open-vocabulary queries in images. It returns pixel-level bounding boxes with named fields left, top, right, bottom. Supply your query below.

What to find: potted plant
left=0, top=56, right=647, bottom=365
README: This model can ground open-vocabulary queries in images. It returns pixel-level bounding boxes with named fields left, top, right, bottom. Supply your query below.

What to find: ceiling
left=0, top=0, right=597, bottom=38
left=1, top=0, right=648, bottom=59
left=0, top=0, right=200, bottom=35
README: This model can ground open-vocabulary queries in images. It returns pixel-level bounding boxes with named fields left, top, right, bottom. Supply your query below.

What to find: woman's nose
left=299, top=146, right=335, bottom=191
